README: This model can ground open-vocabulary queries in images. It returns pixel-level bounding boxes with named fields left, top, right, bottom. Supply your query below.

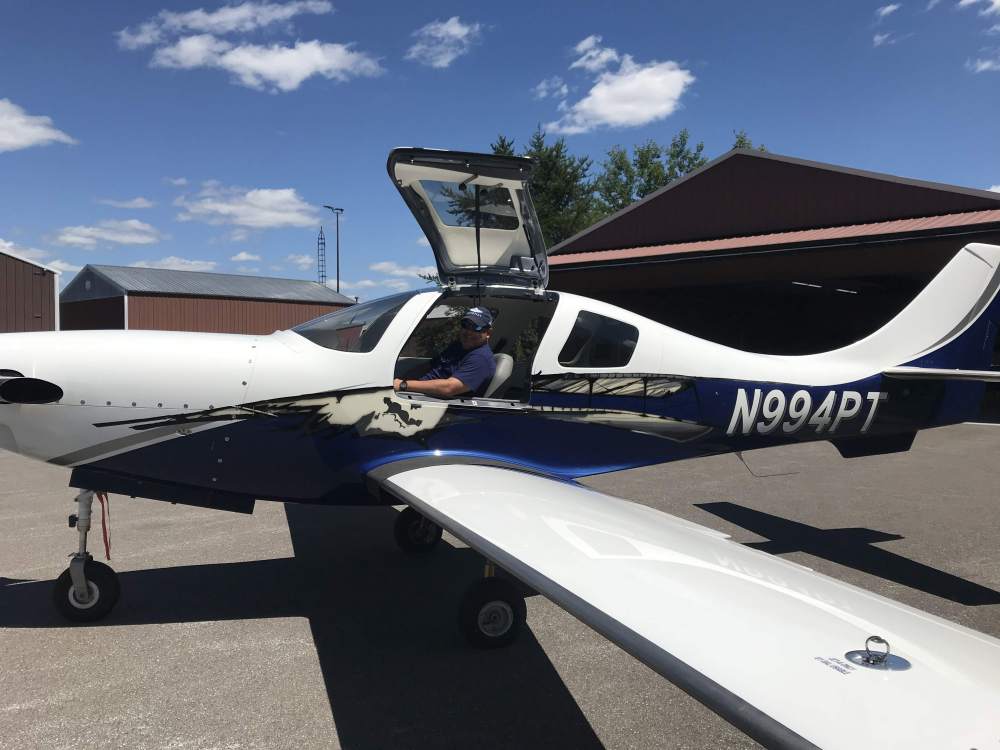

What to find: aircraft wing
left=376, top=464, right=1000, bottom=750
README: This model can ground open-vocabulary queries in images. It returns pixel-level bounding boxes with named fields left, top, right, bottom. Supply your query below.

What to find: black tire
left=459, top=577, right=526, bottom=649
left=53, top=560, right=120, bottom=623
left=394, top=507, right=443, bottom=555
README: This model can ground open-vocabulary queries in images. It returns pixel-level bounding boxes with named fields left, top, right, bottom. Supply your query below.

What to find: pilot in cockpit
left=393, top=307, right=497, bottom=399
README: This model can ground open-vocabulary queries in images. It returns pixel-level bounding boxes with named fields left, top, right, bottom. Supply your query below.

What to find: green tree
left=493, top=128, right=597, bottom=247
left=593, top=130, right=706, bottom=216
left=663, top=129, right=707, bottom=182
left=593, top=145, right=636, bottom=214
left=490, top=134, right=516, bottom=156
left=526, top=128, right=598, bottom=246
left=732, top=129, right=766, bottom=152
left=633, top=139, right=670, bottom=198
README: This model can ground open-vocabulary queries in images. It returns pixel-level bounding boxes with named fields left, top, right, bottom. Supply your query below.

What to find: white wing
left=378, top=464, right=1000, bottom=750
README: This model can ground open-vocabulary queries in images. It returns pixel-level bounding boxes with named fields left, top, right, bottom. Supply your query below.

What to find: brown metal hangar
left=60, top=265, right=354, bottom=335
left=0, top=248, right=60, bottom=333
left=548, top=149, right=1000, bottom=356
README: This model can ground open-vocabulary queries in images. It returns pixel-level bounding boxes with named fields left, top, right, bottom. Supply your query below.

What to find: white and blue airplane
left=2, top=148, right=1000, bottom=749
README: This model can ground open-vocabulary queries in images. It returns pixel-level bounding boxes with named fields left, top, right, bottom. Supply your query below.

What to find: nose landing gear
left=52, top=490, right=120, bottom=622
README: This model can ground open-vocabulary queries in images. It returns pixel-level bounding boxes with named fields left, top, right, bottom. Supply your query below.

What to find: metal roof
left=0, top=247, right=62, bottom=274
left=549, top=209, right=1000, bottom=267
left=550, top=149, right=1000, bottom=256
left=61, top=265, right=355, bottom=304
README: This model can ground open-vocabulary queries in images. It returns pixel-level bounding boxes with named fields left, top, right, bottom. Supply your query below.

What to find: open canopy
left=388, top=148, right=549, bottom=290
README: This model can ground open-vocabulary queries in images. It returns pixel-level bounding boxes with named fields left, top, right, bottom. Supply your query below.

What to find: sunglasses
left=461, top=319, right=489, bottom=332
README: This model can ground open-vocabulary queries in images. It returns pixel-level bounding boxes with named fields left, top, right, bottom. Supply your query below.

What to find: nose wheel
left=53, top=559, right=120, bottom=622
left=394, top=506, right=443, bottom=555
left=53, top=490, right=120, bottom=623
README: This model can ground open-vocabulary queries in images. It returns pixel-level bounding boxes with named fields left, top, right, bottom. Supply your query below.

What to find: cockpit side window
left=558, top=311, right=638, bottom=368
left=395, top=293, right=557, bottom=401
left=293, top=291, right=417, bottom=352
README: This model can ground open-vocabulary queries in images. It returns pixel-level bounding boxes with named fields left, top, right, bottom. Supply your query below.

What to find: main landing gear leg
left=458, top=561, right=526, bottom=649
left=52, top=490, right=120, bottom=623
left=393, top=506, right=443, bottom=555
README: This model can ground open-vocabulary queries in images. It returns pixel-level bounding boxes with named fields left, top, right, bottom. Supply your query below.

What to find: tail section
left=836, top=243, right=1000, bottom=372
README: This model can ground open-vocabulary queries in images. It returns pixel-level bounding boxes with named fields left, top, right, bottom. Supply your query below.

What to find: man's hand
left=393, top=378, right=403, bottom=391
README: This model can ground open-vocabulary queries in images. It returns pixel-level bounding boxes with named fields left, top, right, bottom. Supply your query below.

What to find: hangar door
left=0, top=253, right=57, bottom=332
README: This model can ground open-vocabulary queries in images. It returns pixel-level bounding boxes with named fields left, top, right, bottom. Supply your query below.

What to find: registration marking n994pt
left=726, top=389, right=887, bottom=436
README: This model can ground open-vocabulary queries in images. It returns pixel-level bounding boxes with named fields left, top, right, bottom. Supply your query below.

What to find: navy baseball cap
left=462, top=307, right=493, bottom=331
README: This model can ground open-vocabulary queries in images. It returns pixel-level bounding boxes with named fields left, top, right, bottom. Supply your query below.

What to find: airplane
left=2, top=147, right=1000, bottom=749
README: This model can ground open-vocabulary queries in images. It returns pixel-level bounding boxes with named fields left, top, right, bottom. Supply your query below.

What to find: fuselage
left=0, top=287, right=987, bottom=508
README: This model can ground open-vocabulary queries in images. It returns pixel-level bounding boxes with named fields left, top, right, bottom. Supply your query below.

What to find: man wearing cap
left=393, top=307, right=497, bottom=399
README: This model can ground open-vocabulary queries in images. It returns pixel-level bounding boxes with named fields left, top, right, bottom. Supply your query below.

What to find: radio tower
left=317, top=226, right=327, bottom=285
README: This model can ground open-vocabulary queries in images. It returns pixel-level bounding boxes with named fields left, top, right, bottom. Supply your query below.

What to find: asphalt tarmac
left=1, top=423, right=999, bottom=749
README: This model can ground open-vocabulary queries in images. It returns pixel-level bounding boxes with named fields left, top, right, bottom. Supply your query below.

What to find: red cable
left=97, top=492, right=111, bottom=561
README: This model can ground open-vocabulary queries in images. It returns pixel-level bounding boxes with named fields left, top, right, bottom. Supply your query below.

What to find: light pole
left=323, top=205, right=343, bottom=293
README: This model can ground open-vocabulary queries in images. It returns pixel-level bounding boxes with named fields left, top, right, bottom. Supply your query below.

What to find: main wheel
left=394, top=507, right=443, bottom=555
left=53, top=560, right=120, bottom=623
left=459, top=577, right=526, bottom=649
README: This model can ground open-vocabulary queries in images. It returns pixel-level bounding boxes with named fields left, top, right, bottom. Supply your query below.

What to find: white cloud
left=335, top=259, right=436, bottom=299
left=570, top=35, right=620, bottom=72
left=287, top=253, right=314, bottom=270
left=532, top=76, right=569, bottom=100
left=54, top=219, right=163, bottom=248
left=231, top=250, right=262, bottom=261
left=369, top=260, right=437, bottom=277
left=98, top=196, right=154, bottom=209
left=0, top=237, right=49, bottom=262
left=339, top=278, right=411, bottom=296
left=967, top=55, right=1000, bottom=71
left=873, top=32, right=894, bottom=46
left=131, top=256, right=217, bottom=272
left=547, top=55, right=695, bottom=135
left=152, top=36, right=382, bottom=92
left=48, top=259, right=82, bottom=274
left=152, top=33, right=233, bottom=68
left=988, top=185, right=1000, bottom=192
left=959, top=0, right=1000, bottom=15
left=120, top=2, right=379, bottom=93
left=177, top=184, right=318, bottom=227
left=223, top=40, right=381, bottom=91
left=876, top=3, right=902, bottom=20
left=926, top=0, right=942, bottom=8
left=988, top=22, right=1000, bottom=32
left=405, top=16, right=482, bottom=68
left=0, top=99, right=76, bottom=154
left=117, top=1, right=333, bottom=49
left=416, top=236, right=430, bottom=246
left=166, top=176, right=188, bottom=186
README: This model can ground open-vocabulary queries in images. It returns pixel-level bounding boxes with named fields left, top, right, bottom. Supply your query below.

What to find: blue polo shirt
left=419, top=341, right=496, bottom=397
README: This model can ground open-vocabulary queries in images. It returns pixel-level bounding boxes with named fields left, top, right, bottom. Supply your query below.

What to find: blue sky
left=1, top=0, right=999, bottom=298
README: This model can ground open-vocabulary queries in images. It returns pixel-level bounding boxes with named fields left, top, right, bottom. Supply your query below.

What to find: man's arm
left=394, top=377, right=470, bottom=398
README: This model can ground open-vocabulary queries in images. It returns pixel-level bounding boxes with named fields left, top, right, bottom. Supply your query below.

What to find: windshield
left=293, top=291, right=419, bottom=352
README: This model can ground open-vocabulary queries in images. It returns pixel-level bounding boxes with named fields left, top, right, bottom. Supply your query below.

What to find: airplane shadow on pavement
left=696, top=501, right=1000, bottom=606
left=0, top=504, right=605, bottom=750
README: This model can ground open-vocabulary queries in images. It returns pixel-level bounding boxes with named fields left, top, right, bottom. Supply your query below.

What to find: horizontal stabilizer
left=378, top=464, right=1000, bottom=750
